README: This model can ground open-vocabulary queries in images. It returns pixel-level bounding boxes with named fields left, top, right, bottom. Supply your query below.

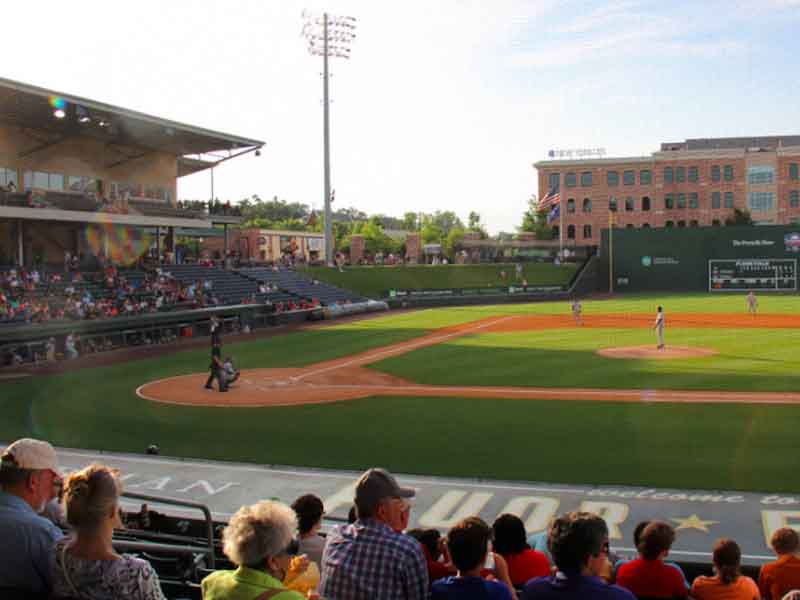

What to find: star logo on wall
left=671, top=514, right=719, bottom=532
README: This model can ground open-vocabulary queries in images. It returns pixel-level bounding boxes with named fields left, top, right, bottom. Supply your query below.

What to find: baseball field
left=4, top=292, right=800, bottom=493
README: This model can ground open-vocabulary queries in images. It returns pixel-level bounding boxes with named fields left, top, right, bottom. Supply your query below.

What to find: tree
left=519, top=195, right=555, bottom=240
left=725, top=208, right=754, bottom=226
left=467, top=211, right=488, bottom=239
left=443, top=227, right=465, bottom=259
left=402, top=212, right=418, bottom=231
left=421, top=219, right=444, bottom=244
left=431, top=210, right=464, bottom=238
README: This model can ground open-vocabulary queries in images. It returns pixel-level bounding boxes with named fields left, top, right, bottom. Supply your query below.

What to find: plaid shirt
left=319, top=518, right=428, bottom=600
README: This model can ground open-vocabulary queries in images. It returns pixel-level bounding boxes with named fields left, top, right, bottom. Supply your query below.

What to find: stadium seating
left=237, top=266, right=366, bottom=305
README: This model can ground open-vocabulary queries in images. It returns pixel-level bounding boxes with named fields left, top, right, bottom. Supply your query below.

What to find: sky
left=7, top=0, right=800, bottom=233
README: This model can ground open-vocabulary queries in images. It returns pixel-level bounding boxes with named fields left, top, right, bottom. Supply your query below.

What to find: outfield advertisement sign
left=387, top=285, right=564, bottom=299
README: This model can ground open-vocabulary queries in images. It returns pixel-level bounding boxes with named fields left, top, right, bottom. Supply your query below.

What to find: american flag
left=538, top=187, right=560, bottom=211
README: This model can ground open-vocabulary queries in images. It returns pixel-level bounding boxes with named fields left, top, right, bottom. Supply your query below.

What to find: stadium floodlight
left=301, top=10, right=357, bottom=266
left=76, top=105, right=91, bottom=124
left=53, top=109, right=66, bottom=119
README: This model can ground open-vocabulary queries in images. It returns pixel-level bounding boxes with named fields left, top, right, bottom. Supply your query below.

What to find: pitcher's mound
left=597, top=345, right=718, bottom=360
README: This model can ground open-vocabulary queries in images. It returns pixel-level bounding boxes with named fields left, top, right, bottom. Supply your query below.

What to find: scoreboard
left=709, top=259, right=797, bottom=291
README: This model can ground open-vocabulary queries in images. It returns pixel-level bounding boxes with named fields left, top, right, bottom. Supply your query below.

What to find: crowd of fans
left=3, top=439, right=800, bottom=600
left=0, top=263, right=226, bottom=326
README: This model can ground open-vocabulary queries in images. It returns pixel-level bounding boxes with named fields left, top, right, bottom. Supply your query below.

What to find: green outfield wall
left=599, top=225, right=800, bottom=292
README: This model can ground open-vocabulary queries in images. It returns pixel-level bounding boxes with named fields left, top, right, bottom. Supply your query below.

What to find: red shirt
left=617, top=558, right=688, bottom=598
left=503, top=549, right=551, bottom=585
left=759, top=554, right=800, bottom=600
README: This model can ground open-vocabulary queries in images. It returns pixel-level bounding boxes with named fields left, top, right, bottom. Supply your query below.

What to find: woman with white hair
left=52, top=463, right=165, bottom=600
left=202, top=500, right=309, bottom=600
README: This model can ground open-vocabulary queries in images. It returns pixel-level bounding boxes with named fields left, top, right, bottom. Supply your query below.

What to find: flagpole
left=559, top=172, right=564, bottom=261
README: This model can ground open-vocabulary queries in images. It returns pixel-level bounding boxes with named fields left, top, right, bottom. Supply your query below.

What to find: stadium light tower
left=301, top=10, right=356, bottom=266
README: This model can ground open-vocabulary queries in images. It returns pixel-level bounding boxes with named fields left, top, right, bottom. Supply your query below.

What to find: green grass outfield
left=300, top=263, right=578, bottom=298
left=3, top=292, right=800, bottom=492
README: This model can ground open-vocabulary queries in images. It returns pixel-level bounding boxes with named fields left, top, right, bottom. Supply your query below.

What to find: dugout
left=599, top=225, right=800, bottom=292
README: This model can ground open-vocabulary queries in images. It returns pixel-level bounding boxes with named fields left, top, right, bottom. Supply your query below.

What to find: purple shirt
left=319, top=518, right=428, bottom=600
left=432, top=575, right=513, bottom=600
left=522, top=571, right=636, bottom=600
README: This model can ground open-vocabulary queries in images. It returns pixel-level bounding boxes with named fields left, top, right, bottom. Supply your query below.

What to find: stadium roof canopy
left=0, top=76, right=265, bottom=176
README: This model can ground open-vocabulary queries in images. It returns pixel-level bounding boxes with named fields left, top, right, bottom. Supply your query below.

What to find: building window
left=640, top=170, right=652, bottom=185
left=609, top=197, right=618, bottom=211
left=677, top=193, right=686, bottom=209
left=665, top=220, right=674, bottom=228
left=548, top=172, right=560, bottom=191
left=790, top=163, right=799, bottom=181
left=23, top=170, right=64, bottom=191
left=583, top=224, right=592, bottom=239
left=582, top=198, right=592, bottom=213
left=791, top=190, right=800, bottom=208
left=625, top=196, right=635, bottom=211
left=664, top=194, right=674, bottom=209
left=712, top=219, right=721, bottom=226
left=690, top=219, right=699, bottom=227
left=712, top=192, right=721, bottom=209
left=711, top=165, right=721, bottom=182
left=688, top=166, right=699, bottom=183
left=747, top=165, right=775, bottom=185
left=677, top=220, right=686, bottom=227
left=724, top=165, right=734, bottom=181
left=724, top=191, right=734, bottom=208
left=552, top=226, right=559, bottom=238
left=689, top=193, right=699, bottom=209
left=67, top=176, right=98, bottom=193
left=0, top=167, right=17, bottom=187
left=565, top=172, right=577, bottom=187
left=580, top=171, right=593, bottom=187
left=623, top=170, right=635, bottom=185
left=642, top=223, right=651, bottom=228
left=663, top=167, right=673, bottom=184
left=676, top=166, right=685, bottom=183
left=567, top=198, right=576, bottom=213
left=749, top=191, right=774, bottom=211
left=567, top=224, right=575, bottom=239
left=642, top=196, right=651, bottom=211
left=607, top=171, right=619, bottom=186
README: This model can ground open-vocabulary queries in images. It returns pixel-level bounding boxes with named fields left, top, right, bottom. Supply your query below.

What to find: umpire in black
left=205, top=342, right=227, bottom=392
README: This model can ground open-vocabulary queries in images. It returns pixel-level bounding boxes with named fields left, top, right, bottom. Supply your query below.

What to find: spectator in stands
left=52, top=463, right=166, bottom=600
left=65, top=332, right=79, bottom=360
left=521, top=511, right=634, bottom=600
left=431, top=516, right=516, bottom=599
left=319, top=467, right=428, bottom=600
left=616, top=521, right=687, bottom=598
left=691, top=538, right=759, bottom=600
left=407, top=528, right=457, bottom=584
left=492, top=513, right=551, bottom=586
left=291, top=494, right=326, bottom=569
left=202, top=499, right=308, bottom=600
left=0, top=438, right=64, bottom=595
left=760, top=528, right=800, bottom=600
left=613, top=520, right=688, bottom=587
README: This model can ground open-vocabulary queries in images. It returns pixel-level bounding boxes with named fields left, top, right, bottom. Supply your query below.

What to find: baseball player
left=654, top=305, right=665, bottom=349
left=204, top=342, right=228, bottom=392
left=746, top=291, right=758, bottom=316
left=571, top=298, right=583, bottom=326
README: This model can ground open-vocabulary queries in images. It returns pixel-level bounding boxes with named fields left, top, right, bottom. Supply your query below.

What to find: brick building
left=534, top=136, right=800, bottom=248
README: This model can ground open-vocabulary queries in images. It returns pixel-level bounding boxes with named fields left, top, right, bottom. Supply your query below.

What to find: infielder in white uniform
left=654, top=305, right=665, bottom=349
left=746, top=291, right=758, bottom=316
left=571, top=298, right=583, bottom=326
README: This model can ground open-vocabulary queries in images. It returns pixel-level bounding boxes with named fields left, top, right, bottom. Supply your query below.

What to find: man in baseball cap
left=320, top=467, right=428, bottom=600
left=0, top=438, right=64, bottom=594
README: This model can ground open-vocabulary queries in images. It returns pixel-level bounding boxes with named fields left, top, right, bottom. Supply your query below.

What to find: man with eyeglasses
left=320, top=467, right=428, bottom=600
left=521, top=511, right=634, bottom=600
left=0, top=438, right=64, bottom=595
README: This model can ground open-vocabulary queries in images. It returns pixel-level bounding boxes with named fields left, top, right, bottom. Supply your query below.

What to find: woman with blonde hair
left=52, top=463, right=165, bottom=600
left=202, top=499, right=313, bottom=600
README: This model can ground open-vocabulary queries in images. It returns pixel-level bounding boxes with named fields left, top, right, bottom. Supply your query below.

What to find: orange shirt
left=691, top=574, right=760, bottom=600
left=759, top=554, right=800, bottom=600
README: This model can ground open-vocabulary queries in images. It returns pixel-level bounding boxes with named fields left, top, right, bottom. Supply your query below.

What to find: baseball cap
left=355, top=468, right=415, bottom=507
left=1, top=438, right=61, bottom=476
